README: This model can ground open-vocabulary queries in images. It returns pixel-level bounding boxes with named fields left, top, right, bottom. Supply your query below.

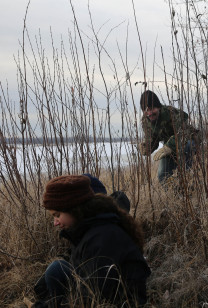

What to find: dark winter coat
left=141, top=105, right=200, bottom=154
left=60, top=213, right=151, bottom=305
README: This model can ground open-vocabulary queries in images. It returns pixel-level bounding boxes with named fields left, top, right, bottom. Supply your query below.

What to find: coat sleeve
left=164, top=107, right=191, bottom=153
left=73, top=225, right=150, bottom=304
left=141, top=117, right=160, bottom=154
left=72, top=226, right=150, bottom=301
left=74, top=230, right=124, bottom=298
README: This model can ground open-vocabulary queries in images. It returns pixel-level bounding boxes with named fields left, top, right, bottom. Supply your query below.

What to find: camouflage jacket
left=141, top=105, right=199, bottom=155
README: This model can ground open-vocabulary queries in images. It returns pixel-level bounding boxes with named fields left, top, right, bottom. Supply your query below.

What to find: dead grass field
left=0, top=160, right=207, bottom=308
left=0, top=0, right=208, bottom=305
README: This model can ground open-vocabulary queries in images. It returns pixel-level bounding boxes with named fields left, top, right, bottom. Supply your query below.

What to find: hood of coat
left=59, top=213, right=119, bottom=246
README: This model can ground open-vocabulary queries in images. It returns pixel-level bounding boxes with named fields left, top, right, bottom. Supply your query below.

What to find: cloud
left=0, top=0, right=172, bottom=132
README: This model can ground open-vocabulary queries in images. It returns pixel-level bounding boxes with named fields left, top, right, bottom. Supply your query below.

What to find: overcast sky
left=0, top=0, right=175, bottom=134
left=0, top=0, right=172, bottom=89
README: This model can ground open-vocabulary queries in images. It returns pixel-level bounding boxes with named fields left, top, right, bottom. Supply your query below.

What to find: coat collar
left=59, top=213, right=119, bottom=246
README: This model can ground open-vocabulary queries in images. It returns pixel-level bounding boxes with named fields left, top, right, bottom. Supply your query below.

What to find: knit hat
left=140, top=90, right=162, bottom=111
left=83, top=173, right=107, bottom=194
left=42, top=175, right=94, bottom=211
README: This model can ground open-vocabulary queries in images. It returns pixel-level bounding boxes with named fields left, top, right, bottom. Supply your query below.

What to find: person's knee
left=157, top=156, right=176, bottom=183
left=45, top=260, right=72, bottom=297
left=184, top=140, right=195, bottom=169
left=46, top=260, right=62, bottom=277
left=158, top=170, right=166, bottom=183
left=158, top=169, right=171, bottom=183
left=158, top=160, right=169, bottom=183
left=45, top=260, right=70, bottom=282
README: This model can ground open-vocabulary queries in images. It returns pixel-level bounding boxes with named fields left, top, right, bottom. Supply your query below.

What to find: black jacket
left=60, top=213, right=151, bottom=305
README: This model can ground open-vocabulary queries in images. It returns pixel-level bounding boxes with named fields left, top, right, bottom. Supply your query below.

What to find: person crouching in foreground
left=24, top=175, right=151, bottom=307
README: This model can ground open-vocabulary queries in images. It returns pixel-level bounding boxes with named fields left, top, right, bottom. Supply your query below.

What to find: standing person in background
left=24, top=175, right=151, bottom=307
left=139, top=90, right=200, bottom=183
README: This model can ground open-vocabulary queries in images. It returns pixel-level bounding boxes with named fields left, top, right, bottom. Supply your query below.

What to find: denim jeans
left=44, top=260, right=73, bottom=297
left=34, top=259, right=73, bottom=307
left=158, top=140, right=195, bottom=183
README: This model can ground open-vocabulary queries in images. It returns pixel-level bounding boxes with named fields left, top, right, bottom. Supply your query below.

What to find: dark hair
left=66, top=194, right=144, bottom=252
left=140, top=90, right=162, bottom=111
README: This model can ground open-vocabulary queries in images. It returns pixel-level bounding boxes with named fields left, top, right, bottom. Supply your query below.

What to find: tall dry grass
left=0, top=0, right=208, bottom=307
left=0, top=164, right=207, bottom=308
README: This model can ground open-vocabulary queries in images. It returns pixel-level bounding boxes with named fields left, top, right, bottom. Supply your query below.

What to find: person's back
left=24, top=175, right=151, bottom=307
left=61, top=211, right=150, bottom=305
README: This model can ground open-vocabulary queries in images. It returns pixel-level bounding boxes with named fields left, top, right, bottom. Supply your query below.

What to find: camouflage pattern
left=141, top=105, right=199, bottom=155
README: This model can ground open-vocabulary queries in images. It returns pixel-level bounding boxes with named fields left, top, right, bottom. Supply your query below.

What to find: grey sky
left=0, top=0, right=172, bottom=88
left=0, top=0, right=174, bottom=135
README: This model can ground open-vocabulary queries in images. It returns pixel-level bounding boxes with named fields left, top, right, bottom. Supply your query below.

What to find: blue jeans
left=44, top=260, right=73, bottom=297
left=34, top=259, right=73, bottom=307
left=158, top=140, right=195, bottom=183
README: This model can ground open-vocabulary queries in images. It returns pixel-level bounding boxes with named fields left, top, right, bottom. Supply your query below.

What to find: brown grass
left=0, top=161, right=208, bottom=308
left=0, top=0, right=207, bottom=306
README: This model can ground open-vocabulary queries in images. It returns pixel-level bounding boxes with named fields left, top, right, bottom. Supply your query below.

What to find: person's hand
left=23, top=297, right=34, bottom=308
left=153, top=145, right=172, bottom=161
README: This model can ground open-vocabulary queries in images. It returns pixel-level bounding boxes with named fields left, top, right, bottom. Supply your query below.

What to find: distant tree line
left=1, top=136, right=131, bottom=146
